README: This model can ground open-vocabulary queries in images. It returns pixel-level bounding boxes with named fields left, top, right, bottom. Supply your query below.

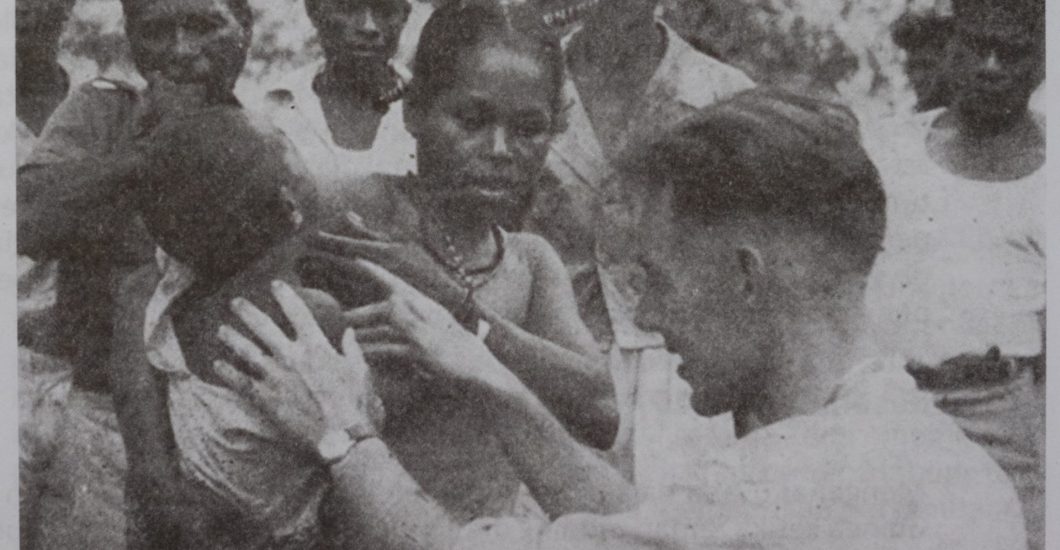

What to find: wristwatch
left=316, top=425, right=378, bottom=466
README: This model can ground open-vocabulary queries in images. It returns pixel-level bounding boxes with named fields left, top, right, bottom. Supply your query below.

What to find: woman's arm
left=476, top=233, right=617, bottom=449
left=303, top=229, right=619, bottom=449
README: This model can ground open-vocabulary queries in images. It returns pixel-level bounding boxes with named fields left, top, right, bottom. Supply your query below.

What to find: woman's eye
left=184, top=16, right=222, bottom=35
left=512, top=118, right=549, bottom=138
left=455, top=110, right=488, bottom=131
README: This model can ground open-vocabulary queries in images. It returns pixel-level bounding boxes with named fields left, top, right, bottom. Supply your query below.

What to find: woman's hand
left=341, top=259, right=517, bottom=393
left=298, top=212, right=468, bottom=315
left=213, top=280, right=384, bottom=453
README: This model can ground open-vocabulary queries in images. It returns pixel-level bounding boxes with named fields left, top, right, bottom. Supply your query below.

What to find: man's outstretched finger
left=230, top=297, right=290, bottom=353
left=217, top=324, right=274, bottom=377
left=271, top=280, right=328, bottom=343
left=361, top=342, right=413, bottom=361
left=214, top=359, right=259, bottom=398
left=340, top=328, right=370, bottom=367
left=310, top=231, right=390, bottom=260
left=352, top=324, right=401, bottom=343
left=343, top=301, right=392, bottom=327
left=344, top=211, right=391, bottom=241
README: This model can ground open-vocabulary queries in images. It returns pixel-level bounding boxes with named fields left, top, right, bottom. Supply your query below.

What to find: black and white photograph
left=12, top=0, right=1049, bottom=548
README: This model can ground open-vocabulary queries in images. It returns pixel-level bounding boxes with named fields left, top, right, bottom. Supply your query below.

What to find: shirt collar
left=647, top=21, right=714, bottom=110
left=144, top=248, right=197, bottom=376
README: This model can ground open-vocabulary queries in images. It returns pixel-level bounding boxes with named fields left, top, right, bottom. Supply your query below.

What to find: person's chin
left=454, top=186, right=528, bottom=220
left=689, top=390, right=729, bottom=418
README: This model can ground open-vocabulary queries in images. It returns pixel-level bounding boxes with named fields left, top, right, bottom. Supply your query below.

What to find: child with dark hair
left=112, top=106, right=352, bottom=549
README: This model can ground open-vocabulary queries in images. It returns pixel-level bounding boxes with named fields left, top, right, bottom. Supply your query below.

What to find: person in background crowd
left=298, top=3, right=617, bottom=527
left=891, top=9, right=954, bottom=112
left=522, top=0, right=754, bottom=489
left=262, top=0, right=417, bottom=200
left=16, top=0, right=253, bottom=547
left=865, top=0, right=1045, bottom=547
left=16, top=0, right=75, bottom=137
left=16, top=2, right=77, bottom=545
left=218, top=88, right=1026, bottom=550
left=16, top=0, right=76, bottom=348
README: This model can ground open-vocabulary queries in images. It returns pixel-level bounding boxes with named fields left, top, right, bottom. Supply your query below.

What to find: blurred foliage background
left=58, top=0, right=946, bottom=117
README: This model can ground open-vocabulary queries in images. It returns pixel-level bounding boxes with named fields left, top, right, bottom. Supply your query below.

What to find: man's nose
left=490, top=126, right=513, bottom=159
left=172, top=27, right=200, bottom=57
left=345, top=8, right=382, bottom=41
left=978, top=50, right=1003, bottom=77
left=362, top=9, right=380, bottom=34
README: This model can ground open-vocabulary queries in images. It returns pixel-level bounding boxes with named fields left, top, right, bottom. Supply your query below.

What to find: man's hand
left=214, top=280, right=384, bottom=454
left=299, top=213, right=467, bottom=315
left=342, top=259, right=518, bottom=393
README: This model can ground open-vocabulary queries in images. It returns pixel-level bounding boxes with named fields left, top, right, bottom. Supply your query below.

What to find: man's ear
left=735, top=245, right=765, bottom=305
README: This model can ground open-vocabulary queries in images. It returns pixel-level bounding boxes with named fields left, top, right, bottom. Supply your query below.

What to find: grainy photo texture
left=15, top=0, right=1045, bottom=548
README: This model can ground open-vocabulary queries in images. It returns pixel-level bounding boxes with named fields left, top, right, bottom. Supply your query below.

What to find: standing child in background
left=262, top=0, right=419, bottom=200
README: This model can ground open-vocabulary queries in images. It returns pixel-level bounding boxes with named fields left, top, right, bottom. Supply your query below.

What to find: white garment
left=864, top=110, right=1046, bottom=364
left=143, top=250, right=327, bottom=547
left=262, top=60, right=418, bottom=205
left=456, top=358, right=1027, bottom=550
left=528, top=21, right=754, bottom=492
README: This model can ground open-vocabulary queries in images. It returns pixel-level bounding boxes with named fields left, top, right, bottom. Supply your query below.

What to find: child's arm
left=109, top=266, right=211, bottom=548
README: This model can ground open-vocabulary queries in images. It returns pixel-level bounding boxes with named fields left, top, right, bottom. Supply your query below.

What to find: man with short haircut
left=524, top=0, right=755, bottom=490
left=218, top=89, right=1027, bottom=550
left=17, top=0, right=254, bottom=546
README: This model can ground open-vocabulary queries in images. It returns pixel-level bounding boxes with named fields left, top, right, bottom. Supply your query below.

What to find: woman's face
left=408, top=39, right=556, bottom=226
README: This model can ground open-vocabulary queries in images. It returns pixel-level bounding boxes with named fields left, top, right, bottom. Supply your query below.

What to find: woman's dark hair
left=407, top=2, right=566, bottom=131
left=627, top=88, right=886, bottom=276
left=121, top=0, right=254, bottom=31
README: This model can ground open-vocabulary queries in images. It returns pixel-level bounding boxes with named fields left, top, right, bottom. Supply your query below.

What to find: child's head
left=404, top=2, right=565, bottom=227
left=139, top=106, right=321, bottom=284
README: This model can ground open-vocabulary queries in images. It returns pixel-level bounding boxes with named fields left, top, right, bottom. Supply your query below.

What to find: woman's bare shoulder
left=506, top=231, right=565, bottom=273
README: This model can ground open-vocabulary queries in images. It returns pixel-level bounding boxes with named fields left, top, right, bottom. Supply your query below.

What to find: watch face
left=318, top=429, right=353, bottom=463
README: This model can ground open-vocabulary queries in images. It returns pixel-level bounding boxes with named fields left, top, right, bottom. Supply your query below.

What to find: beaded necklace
left=418, top=212, right=506, bottom=292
